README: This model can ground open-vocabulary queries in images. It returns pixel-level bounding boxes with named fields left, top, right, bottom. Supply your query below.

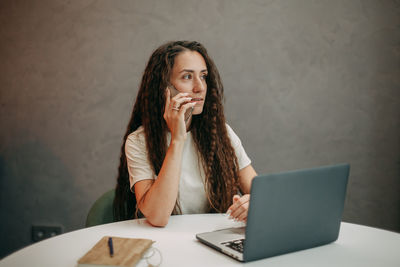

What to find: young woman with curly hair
left=113, top=40, right=257, bottom=227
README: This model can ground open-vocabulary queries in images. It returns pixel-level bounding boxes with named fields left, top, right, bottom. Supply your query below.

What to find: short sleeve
left=226, top=124, right=251, bottom=170
left=125, top=126, right=156, bottom=192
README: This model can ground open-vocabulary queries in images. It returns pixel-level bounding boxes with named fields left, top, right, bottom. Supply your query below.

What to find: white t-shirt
left=125, top=123, right=251, bottom=214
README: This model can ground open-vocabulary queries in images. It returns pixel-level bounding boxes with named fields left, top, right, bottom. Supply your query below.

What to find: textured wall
left=0, top=0, right=399, bottom=258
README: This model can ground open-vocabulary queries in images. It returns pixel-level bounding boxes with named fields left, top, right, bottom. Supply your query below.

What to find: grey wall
left=0, top=0, right=399, bottom=258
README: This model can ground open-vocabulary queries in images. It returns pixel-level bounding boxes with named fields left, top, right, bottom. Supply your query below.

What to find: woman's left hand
left=227, top=194, right=250, bottom=222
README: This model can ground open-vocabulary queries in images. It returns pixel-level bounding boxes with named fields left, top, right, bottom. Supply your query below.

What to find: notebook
left=77, top=236, right=153, bottom=267
left=196, top=163, right=350, bottom=262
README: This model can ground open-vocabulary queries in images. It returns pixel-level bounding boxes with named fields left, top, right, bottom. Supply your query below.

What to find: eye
left=201, top=74, right=208, bottom=80
left=183, top=74, right=192, bottom=80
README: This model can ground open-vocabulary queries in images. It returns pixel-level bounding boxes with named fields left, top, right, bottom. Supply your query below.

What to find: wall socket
left=31, top=225, right=63, bottom=242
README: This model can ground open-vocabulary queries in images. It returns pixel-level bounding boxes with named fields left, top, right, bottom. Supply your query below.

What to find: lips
left=191, top=97, right=203, bottom=102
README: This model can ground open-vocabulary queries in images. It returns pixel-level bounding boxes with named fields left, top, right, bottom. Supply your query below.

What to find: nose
left=193, top=76, right=206, bottom=93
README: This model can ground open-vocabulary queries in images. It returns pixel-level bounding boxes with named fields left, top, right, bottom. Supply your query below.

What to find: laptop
left=196, top=163, right=350, bottom=262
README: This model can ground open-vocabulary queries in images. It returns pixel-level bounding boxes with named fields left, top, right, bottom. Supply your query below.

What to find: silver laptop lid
left=243, top=163, right=350, bottom=262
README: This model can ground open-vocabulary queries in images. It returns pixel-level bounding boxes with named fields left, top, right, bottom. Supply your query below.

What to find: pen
left=108, top=237, right=114, bottom=257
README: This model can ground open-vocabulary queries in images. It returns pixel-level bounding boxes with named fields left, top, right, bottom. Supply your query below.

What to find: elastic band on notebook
left=143, top=247, right=162, bottom=266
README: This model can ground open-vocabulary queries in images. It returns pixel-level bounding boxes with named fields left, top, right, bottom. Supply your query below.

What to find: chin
left=192, top=106, right=203, bottom=115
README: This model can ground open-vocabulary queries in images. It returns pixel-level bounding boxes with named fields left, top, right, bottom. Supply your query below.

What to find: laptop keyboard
left=221, top=239, right=245, bottom=253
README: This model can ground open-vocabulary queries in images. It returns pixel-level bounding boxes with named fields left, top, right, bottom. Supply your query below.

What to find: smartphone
left=167, top=84, right=193, bottom=123
left=168, top=84, right=180, bottom=98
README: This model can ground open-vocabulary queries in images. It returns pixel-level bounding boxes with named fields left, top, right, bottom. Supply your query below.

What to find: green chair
left=85, top=189, right=115, bottom=227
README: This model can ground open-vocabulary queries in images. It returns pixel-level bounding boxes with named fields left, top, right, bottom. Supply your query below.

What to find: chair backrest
left=85, top=189, right=115, bottom=227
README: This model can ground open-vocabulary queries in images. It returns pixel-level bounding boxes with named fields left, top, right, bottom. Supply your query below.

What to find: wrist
left=169, top=138, right=185, bottom=148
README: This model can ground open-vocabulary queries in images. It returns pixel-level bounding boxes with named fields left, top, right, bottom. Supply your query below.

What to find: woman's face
left=169, top=51, right=208, bottom=115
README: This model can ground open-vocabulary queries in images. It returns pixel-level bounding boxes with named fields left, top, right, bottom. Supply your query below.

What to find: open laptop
left=196, top=163, right=350, bottom=262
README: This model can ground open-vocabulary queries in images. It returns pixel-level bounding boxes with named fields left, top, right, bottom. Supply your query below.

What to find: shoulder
left=225, top=123, right=239, bottom=138
left=126, top=126, right=146, bottom=150
left=225, top=123, right=252, bottom=168
left=126, top=126, right=145, bottom=142
left=225, top=123, right=242, bottom=147
left=225, top=123, right=235, bottom=134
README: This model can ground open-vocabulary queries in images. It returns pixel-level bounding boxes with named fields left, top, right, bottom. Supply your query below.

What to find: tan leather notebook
left=78, top=236, right=153, bottom=267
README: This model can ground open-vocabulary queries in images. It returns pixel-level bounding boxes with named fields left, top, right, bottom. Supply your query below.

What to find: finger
left=171, top=97, right=192, bottom=109
left=231, top=207, right=248, bottom=222
left=226, top=204, right=234, bottom=215
left=230, top=201, right=249, bottom=220
left=230, top=195, right=245, bottom=211
left=170, top=92, right=189, bottom=101
left=236, top=210, right=248, bottom=222
left=179, top=102, right=196, bottom=116
left=226, top=195, right=241, bottom=214
left=229, top=195, right=250, bottom=219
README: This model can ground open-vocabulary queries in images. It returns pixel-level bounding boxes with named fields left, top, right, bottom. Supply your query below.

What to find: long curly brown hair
left=113, top=41, right=240, bottom=221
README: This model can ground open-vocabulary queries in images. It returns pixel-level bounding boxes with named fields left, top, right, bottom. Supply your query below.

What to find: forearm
left=239, top=165, right=257, bottom=194
left=137, top=140, right=184, bottom=226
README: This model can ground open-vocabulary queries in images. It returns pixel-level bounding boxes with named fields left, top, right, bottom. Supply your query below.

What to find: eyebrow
left=179, top=69, right=208, bottom=73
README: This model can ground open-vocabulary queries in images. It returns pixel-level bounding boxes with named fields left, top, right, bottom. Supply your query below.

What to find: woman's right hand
left=163, top=88, right=196, bottom=141
left=227, top=194, right=250, bottom=222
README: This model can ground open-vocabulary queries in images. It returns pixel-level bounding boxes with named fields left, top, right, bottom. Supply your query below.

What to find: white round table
left=1, top=214, right=400, bottom=266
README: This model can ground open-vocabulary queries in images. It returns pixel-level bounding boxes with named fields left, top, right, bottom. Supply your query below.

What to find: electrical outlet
left=31, top=225, right=63, bottom=242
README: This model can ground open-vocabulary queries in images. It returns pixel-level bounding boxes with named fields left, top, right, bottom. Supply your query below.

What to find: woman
left=114, top=41, right=257, bottom=227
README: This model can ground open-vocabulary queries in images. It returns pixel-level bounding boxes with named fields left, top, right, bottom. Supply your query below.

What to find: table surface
left=1, top=214, right=400, bottom=267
